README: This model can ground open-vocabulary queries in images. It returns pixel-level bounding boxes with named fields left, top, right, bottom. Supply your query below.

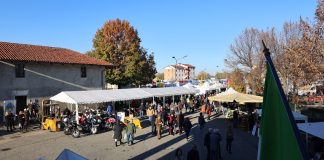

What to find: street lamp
left=172, top=55, right=187, bottom=81
left=216, top=65, right=219, bottom=80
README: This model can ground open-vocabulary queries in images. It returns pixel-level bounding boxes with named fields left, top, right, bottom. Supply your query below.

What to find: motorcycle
left=70, top=114, right=98, bottom=138
left=105, top=115, right=116, bottom=130
left=63, top=116, right=73, bottom=135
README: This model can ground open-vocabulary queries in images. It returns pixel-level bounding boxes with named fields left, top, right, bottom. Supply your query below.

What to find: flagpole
left=257, top=132, right=261, bottom=160
left=262, top=41, right=308, bottom=160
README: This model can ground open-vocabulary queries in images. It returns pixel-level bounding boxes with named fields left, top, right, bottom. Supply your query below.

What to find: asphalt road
left=0, top=112, right=258, bottom=160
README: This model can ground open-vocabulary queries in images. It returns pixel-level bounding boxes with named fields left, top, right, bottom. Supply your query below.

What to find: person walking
left=232, top=109, right=238, bottom=128
left=151, top=114, right=157, bottom=135
left=207, top=104, right=212, bottom=120
left=183, top=117, right=192, bottom=140
left=5, top=111, right=13, bottom=132
left=161, top=108, right=167, bottom=127
left=113, top=120, right=124, bottom=147
left=178, top=111, right=184, bottom=135
left=204, top=128, right=212, bottom=160
left=215, top=129, right=223, bottom=160
left=9, top=111, right=15, bottom=131
left=174, top=148, right=184, bottom=160
left=168, top=113, right=174, bottom=135
left=200, top=103, right=206, bottom=117
left=147, top=106, right=154, bottom=132
left=187, top=144, right=199, bottom=160
left=24, top=108, right=29, bottom=132
left=198, top=112, right=205, bottom=130
left=209, top=129, right=222, bottom=160
left=226, top=124, right=234, bottom=154
left=248, top=111, right=255, bottom=133
left=139, top=102, right=145, bottom=119
left=155, top=115, right=163, bottom=139
left=126, top=119, right=136, bottom=146
left=18, top=110, right=25, bottom=132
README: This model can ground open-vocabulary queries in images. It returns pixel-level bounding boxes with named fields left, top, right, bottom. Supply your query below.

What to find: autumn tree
left=228, top=68, right=246, bottom=93
left=279, top=18, right=323, bottom=94
left=155, top=72, right=164, bottom=81
left=215, top=72, right=229, bottom=79
left=88, top=19, right=156, bottom=87
left=225, top=28, right=278, bottom=94
left=226, top=0, right=323, bottom=96
left=197, top=71, right=210, bottom=80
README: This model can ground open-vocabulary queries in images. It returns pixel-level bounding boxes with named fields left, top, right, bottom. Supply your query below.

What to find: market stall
left=50, top=87, right=199, bottom=127
left=256, top=109, right=308, bottom=122
left=297, top=122, right=324, bottom=140
left=208, top=88, right=263, bottom=104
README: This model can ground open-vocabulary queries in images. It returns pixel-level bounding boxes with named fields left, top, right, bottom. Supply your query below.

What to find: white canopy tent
left=50, top=88, right=153, bottom=104
left=297, top=122, right=324, bottom=140
left=182, top=83, right=196, bottom=89
left=141, top=87, right=198, bottom=97
left=50, top=87, right=199, bottom=123
left=209, top=88, right=263, bottom=104
left=256, top=109, right=308, bottom=122
left=216, top=87, right=237, bottom=96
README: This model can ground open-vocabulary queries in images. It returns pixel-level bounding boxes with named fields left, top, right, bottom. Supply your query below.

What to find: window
left=81, top=66, right=87, bottom=78
left=15, top=63, right=25, bottom=78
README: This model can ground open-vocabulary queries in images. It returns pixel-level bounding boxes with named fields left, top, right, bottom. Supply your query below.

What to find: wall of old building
left=0, top=61, right=105, bottom=101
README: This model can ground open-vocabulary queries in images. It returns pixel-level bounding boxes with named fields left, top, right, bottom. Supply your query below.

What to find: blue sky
left=0, top=1, right=318, bottom=75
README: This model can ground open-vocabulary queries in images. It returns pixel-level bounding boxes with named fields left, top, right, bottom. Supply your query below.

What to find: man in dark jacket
left=198, top=112, right=205, bottom=130
left=187, top=144, right=199, bottom=160
left=183, top=117, right=192, bottom=140
left=151, top=114, right=156, bottom=135
left=5, top=111, right=13, bottom=132
left=177, top=111, right=184, bottom=134
left=113, top=120, right=124, bottom=147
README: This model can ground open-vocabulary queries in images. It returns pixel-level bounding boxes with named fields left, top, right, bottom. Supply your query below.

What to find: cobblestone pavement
left=0, top=112, right=258, bottom=160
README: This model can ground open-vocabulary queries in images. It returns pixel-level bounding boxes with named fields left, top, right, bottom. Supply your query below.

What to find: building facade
left=0, top=42, right=111, bottom=118
left=164, top=63, right=195, bottom=81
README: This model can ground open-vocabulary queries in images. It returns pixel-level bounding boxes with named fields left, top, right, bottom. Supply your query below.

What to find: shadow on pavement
left=129, top=131, right=188, bottom=160
left=132, top=114, right=259, bottom=160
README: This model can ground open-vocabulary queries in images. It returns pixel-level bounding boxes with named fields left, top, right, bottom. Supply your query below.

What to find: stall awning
left=208, top=89, right=263, bottom=104
left=256, top=109, right=308, bottom=122
left=50, top=87, right=199, bottom=104
left=141, top=87, right=199, bottom=97
left=50, top=88, right=152, bottom=104
left=297, top=122, right=324, bottom=140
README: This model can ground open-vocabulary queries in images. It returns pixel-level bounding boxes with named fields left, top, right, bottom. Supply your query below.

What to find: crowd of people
left=4, top=100, right=40, bottom=133
left=110, top=94, right=236, bottom=160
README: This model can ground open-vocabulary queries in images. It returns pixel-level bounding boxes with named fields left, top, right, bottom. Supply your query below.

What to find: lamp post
left=172, top=55, right=187, bottom=81
left=216, top=65, right=219, bottom=80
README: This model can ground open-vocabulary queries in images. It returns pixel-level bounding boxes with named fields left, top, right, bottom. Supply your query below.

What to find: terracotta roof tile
left=0, top=41, right=112, bottom=66
left=181, top=63, right=195, bottom=68
left=171, top=65, right=186, bottom=70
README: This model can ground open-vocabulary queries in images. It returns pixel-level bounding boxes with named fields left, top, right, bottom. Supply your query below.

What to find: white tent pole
left=113, top=102, right=115, bottom=114
left=75, top=103, right=79, bottom=124
left=163, top=96, right=165, bottom=108
left=172, top=95, right=174, bottom=103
